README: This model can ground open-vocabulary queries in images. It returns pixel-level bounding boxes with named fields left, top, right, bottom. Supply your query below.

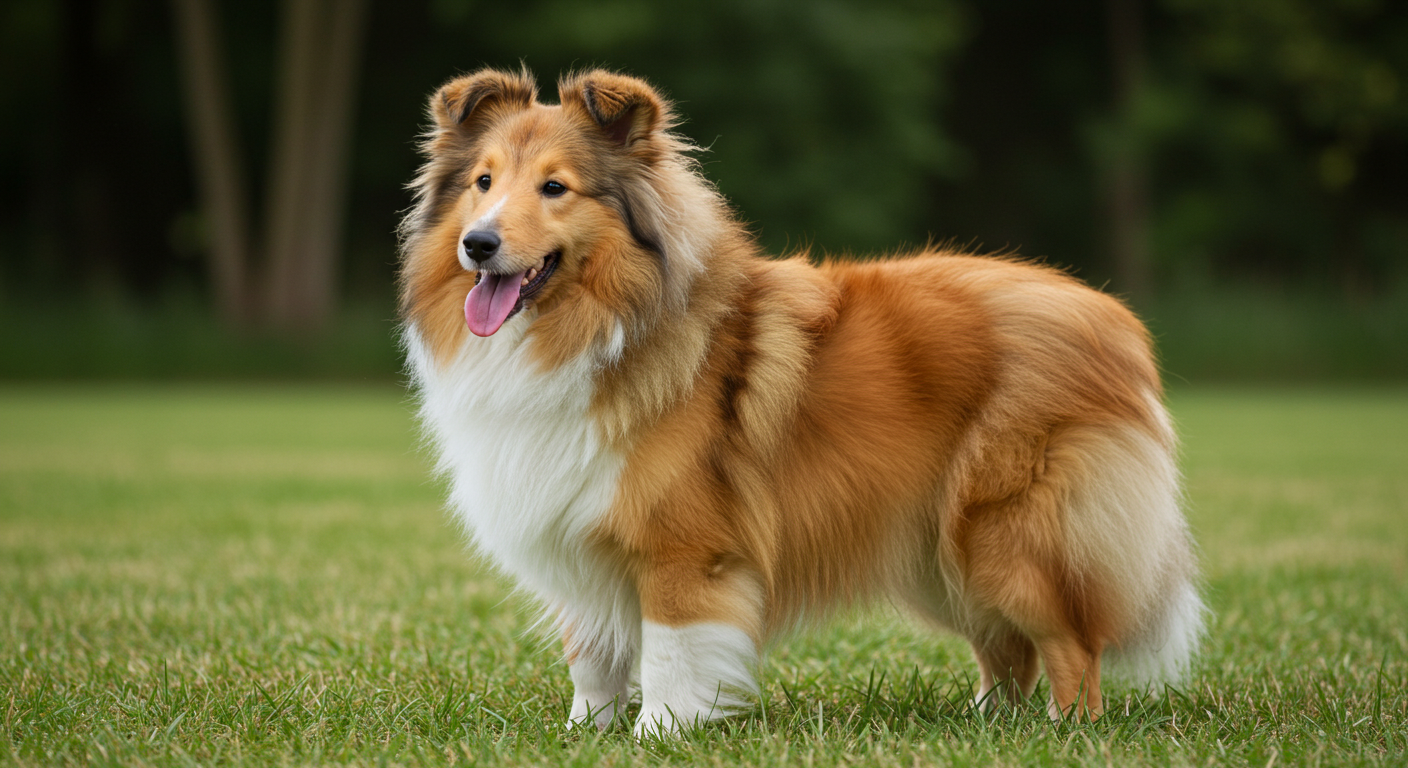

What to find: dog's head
left=400, top=67, right=701, bottom=368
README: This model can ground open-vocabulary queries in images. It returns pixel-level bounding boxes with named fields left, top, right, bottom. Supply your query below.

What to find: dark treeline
left=1, top=0, right=1404, bottom=333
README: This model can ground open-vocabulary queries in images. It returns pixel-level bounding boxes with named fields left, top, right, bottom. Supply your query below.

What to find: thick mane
left=397, top=68, right=762, bottom=428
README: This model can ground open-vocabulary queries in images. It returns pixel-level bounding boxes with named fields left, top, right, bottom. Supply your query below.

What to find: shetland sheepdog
left=399, top=67, right=1203, bottom=736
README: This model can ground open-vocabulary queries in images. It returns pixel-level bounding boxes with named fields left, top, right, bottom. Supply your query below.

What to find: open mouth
left=464, top=251, right=561, bottom=337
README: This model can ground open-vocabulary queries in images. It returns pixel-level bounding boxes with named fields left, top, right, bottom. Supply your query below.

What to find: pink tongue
left=464, top=270, right=528, bottom=337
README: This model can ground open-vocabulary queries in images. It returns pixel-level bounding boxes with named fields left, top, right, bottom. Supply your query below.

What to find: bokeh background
left=1, top=0, right=1405, bottom=381
left=3, top=4, right=1408, bottom=764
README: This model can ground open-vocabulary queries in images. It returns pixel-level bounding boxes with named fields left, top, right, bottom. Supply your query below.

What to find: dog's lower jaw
left=633, top=621, right=759, bottom=738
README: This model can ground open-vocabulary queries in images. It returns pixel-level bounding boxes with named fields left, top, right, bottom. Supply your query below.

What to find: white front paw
left=567, top=693, right=623, bottom=730
left=634, top=621, right=759, bottom=738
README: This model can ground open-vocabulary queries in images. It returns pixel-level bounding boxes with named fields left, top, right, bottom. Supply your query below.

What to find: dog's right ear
left=430, top=68, right=537, bottom=132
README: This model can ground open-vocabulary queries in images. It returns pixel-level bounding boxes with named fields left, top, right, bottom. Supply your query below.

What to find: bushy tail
left=1103, top=579, right=1206, bottom=691
left=1059, top=419, right=1207, bottom=692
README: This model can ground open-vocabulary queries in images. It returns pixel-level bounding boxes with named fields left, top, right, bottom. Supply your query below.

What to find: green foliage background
left=0, top=0, right=1404, bottom=378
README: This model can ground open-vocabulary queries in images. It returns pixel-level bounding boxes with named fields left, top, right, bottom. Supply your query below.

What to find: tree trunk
left=296, top=0, right=370, bottom=329
left=1105, top=0, right=1152, bottom=301
left=170, top=0, right=253, bottom=325
left=263, top=0, right=370, bottom=333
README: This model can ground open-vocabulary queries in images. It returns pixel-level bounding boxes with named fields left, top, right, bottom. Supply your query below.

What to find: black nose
left=462, top=230, right=501, bottom=263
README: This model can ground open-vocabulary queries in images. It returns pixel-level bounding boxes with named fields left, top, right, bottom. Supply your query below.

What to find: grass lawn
left=2, top=385, right=1405, bottom=766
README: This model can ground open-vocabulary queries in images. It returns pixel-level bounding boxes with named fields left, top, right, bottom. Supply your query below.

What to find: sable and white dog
left=398, top=67, right=1202, bottom=736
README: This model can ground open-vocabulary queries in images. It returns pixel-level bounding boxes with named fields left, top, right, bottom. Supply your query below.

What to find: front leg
left=562, top=620, right=635, bottom=730
left=633, top=553, right=765, bottom=737
left=568, top=649, right=632, bottom=730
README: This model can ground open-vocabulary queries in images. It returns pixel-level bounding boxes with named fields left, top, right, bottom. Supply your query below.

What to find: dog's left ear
left=559, top=70, right=670, bottom=152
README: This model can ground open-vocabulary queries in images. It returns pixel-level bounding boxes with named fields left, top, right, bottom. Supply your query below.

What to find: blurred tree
left=61, top=0, right=123, bottom=288
left=169, top=0, right=369, bottom=332
left=1103, top=0, right=1153, bottom=300
left=1, top=0, right=1404, bottom=331
left=927, top=0, right=1405, bottom=298
left=171, top=0, right=253, bottom=324
left=262, top=0, right=369, bottom=331
left=413, top=0, right=972, bottom=256
left=924, top=1, right=1112, bottom=276
left=1144, top=0, right=1408, bottom=288
left=0, top=1, right=192, bottom=296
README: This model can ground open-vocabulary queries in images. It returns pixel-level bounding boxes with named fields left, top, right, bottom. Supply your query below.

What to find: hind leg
left=961, top=494, right=1107, bottom=721
left=1035, top=633, right=1103, bottom=720
left=973, top=560, right=1105, bottom=720
left=971, top=628, right=1039, bottom=712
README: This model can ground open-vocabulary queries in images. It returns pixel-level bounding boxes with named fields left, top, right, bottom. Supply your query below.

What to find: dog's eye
left=476, top=175, right=491, bottom=192
left=542, top=180, right=566, bottom=197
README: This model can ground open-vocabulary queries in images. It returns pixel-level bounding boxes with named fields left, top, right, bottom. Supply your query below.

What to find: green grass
left=2, top=386, right=1405, bottom=766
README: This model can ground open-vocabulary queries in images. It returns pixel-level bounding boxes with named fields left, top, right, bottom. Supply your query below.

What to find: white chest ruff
left=405, top=324, right=626, bottom=607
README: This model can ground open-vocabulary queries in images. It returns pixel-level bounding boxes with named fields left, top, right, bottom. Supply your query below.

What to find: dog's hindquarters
left=942, top=407, right=1201, bottom=718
